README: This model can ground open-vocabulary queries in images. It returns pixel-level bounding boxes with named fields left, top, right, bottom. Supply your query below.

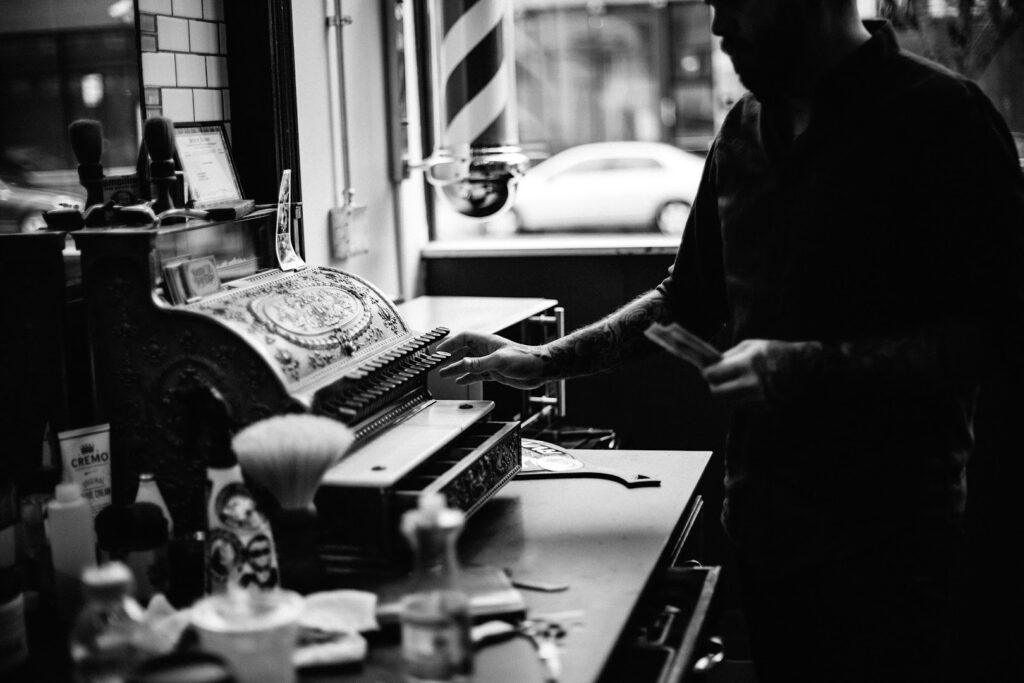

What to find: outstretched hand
left=437, top=331, right=551, bottom=389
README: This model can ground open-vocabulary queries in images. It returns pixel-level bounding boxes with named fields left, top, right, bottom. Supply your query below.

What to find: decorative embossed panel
left=393, top=421, right=522, bottom=515
left=81, top=249, right=297, bottom=533
left=254, top=287, right=364, bottom=336
left=188, top=267, right=408, bottom=395
left=441, top=429, right=521, bottom=516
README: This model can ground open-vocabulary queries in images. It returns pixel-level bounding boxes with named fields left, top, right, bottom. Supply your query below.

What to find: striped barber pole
left=435, top=0, right=518, bottom=151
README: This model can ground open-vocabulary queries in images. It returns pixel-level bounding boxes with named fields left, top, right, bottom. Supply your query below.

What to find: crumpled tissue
left=139, top=589, right=379, bottom=668
left=294, top=589, right=378, bottom=668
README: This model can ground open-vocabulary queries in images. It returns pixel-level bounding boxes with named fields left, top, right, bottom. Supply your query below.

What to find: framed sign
left=173, top=122, right=245, bottom=208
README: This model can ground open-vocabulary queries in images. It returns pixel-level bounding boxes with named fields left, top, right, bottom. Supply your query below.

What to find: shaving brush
left=232, top=415, right=355, bottom=593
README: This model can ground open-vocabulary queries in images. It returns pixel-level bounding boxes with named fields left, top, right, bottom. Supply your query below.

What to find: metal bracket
left=325, top=15, right=352, bottom=28
left=520, top=306, right=567, bottom=424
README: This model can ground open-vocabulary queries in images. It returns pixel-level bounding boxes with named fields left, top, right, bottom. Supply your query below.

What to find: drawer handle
left=693, top=636, right=725, bottom=672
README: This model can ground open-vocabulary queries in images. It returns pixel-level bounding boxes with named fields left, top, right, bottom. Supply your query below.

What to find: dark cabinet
left=603, top=494, right=724, bottom=683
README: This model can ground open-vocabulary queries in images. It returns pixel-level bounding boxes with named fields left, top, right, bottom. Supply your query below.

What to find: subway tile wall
left=138, top=0, right=229, bottom=135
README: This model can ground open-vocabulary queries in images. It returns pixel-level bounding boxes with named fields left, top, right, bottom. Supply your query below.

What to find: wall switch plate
left=329, top=202, right=368, bottom=260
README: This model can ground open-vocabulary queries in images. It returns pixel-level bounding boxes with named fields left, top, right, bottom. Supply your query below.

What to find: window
left=432, top=0, right=714, bottom=241
left=879, top=0, right=1024, bottom=156
left=606, top=157, right=663, bottom=171
left=427, top=1, right=1024, bottom=242
left=557, top=159, right=613, bottom=176
left=0, top=0, right=141, bottom=233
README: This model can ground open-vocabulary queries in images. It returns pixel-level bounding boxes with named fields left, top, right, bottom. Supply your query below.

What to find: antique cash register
left=71, top=176, right=520, bottom=577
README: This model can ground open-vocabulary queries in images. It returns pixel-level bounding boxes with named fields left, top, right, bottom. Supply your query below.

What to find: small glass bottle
left=399, top=493, right=473, bottom=683
left=69, top=562, right=150, bottom=683
left=135, top=473, right=173, bottom=538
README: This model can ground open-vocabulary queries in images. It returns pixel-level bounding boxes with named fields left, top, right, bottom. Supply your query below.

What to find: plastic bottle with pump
left=399, top=493, right=473, bottom=683
left=69, top=562, right=149, bottom=683
left=46, top=482, right=97, bottom=622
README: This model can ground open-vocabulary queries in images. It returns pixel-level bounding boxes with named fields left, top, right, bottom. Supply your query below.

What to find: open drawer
left=393, top=420, right=521, bottom=515
left=316, top=419, right=521, bottom=577
left=603, top=566, right=724, bottom=683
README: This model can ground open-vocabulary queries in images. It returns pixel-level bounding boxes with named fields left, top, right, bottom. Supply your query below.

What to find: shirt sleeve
left=753, top=323, right=988, bottom=406
left=655, top=140, right=729, bottom=341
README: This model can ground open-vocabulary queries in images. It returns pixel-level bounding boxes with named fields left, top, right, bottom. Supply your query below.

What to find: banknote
left=644, top=322, right=722, bottom=369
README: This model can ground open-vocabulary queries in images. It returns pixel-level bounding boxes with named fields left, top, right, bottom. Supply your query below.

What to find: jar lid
left=82, top=562, right=134, bottom=600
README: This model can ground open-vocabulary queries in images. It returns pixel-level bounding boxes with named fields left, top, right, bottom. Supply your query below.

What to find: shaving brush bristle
left=232, top=415, right=355, bottom=510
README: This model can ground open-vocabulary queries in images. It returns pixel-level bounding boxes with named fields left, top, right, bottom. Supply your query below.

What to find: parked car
left=503, top=141, right=706, bottom=236
left=0, top=174, right=82, bottom=233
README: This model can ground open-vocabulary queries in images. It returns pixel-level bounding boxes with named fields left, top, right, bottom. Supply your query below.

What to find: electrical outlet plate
left=329, top=203, right=368, bottom=260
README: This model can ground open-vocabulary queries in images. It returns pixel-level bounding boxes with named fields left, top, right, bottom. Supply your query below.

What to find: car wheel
left=19, top=211, right=48, bottom=232
left=655, top=201, right=691, bottom=236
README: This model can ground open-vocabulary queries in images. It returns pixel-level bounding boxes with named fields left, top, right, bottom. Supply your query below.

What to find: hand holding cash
left=644, top=322, right=722, bottom=369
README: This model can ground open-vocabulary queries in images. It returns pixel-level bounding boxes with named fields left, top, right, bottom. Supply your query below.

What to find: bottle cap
left=402, top=492, right=464, bottom=536
left=139, top=472, right=155, bottom=482
left=418, top=492, right=446, bottom=515
left=54, top=482, right=82, bottom=503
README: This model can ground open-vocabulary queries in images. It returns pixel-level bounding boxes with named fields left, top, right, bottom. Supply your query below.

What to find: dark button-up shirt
left=659, top=22, right=1024, bottom=571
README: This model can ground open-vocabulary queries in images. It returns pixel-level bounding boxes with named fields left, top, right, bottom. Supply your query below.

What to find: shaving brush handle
left=270, top=506, right=324, bottom=595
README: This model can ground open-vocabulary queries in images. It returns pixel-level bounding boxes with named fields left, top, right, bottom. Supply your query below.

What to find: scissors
left=471, top=617, right=569, bottom=682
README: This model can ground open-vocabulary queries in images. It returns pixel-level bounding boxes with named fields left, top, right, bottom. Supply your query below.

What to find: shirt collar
left=813, top=20, right=899, bottom=105
left=752, top=21, right=900, bottom=161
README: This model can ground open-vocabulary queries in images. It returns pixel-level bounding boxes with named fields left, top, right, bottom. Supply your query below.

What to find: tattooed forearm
left=536, top=291, right=673, bottom=379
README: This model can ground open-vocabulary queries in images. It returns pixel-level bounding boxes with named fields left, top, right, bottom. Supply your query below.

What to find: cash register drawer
left=316, top=420, right=521, bottom=577
left=393, top=420, right=521, bottom=515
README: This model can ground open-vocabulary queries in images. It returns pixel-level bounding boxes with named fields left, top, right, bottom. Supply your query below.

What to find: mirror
left=0, top=0, right=141, bottom=232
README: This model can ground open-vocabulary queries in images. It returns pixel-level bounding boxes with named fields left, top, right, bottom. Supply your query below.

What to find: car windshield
left=605, top=158, right=662, bottom=171
left=555, top=159, right=611, bottom=176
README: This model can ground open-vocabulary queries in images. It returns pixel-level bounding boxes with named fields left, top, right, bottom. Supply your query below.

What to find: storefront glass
left=433, top=0, right=715, bottom=240
left=0, top=0, right=140, bottom=234
left=882, top=0, right=1024, bottom=156
left=432, top=0, right=1024, bottom=241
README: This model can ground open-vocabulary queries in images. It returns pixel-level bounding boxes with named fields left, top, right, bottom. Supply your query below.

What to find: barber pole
left=425, top=0, right=528, bottom=218
left=435, top=0, right=517, bottom=151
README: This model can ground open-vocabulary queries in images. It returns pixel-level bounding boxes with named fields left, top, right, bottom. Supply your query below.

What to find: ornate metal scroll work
left=441, top=429, right=521, bottom=516
left=250, top=286, right=372, bottom=350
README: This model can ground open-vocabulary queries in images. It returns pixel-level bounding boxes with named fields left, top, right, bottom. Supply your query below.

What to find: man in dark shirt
left=439, top=1, right=1024, bottom=680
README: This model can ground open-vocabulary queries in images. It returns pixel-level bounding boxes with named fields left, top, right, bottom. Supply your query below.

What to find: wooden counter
left=396, top=295, right=558, bottom=337
left=18, top=450, right=713, bottom=682
left=421, top=234, right=680, bottom=258
left=322, top=449, right=713, bottom=683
